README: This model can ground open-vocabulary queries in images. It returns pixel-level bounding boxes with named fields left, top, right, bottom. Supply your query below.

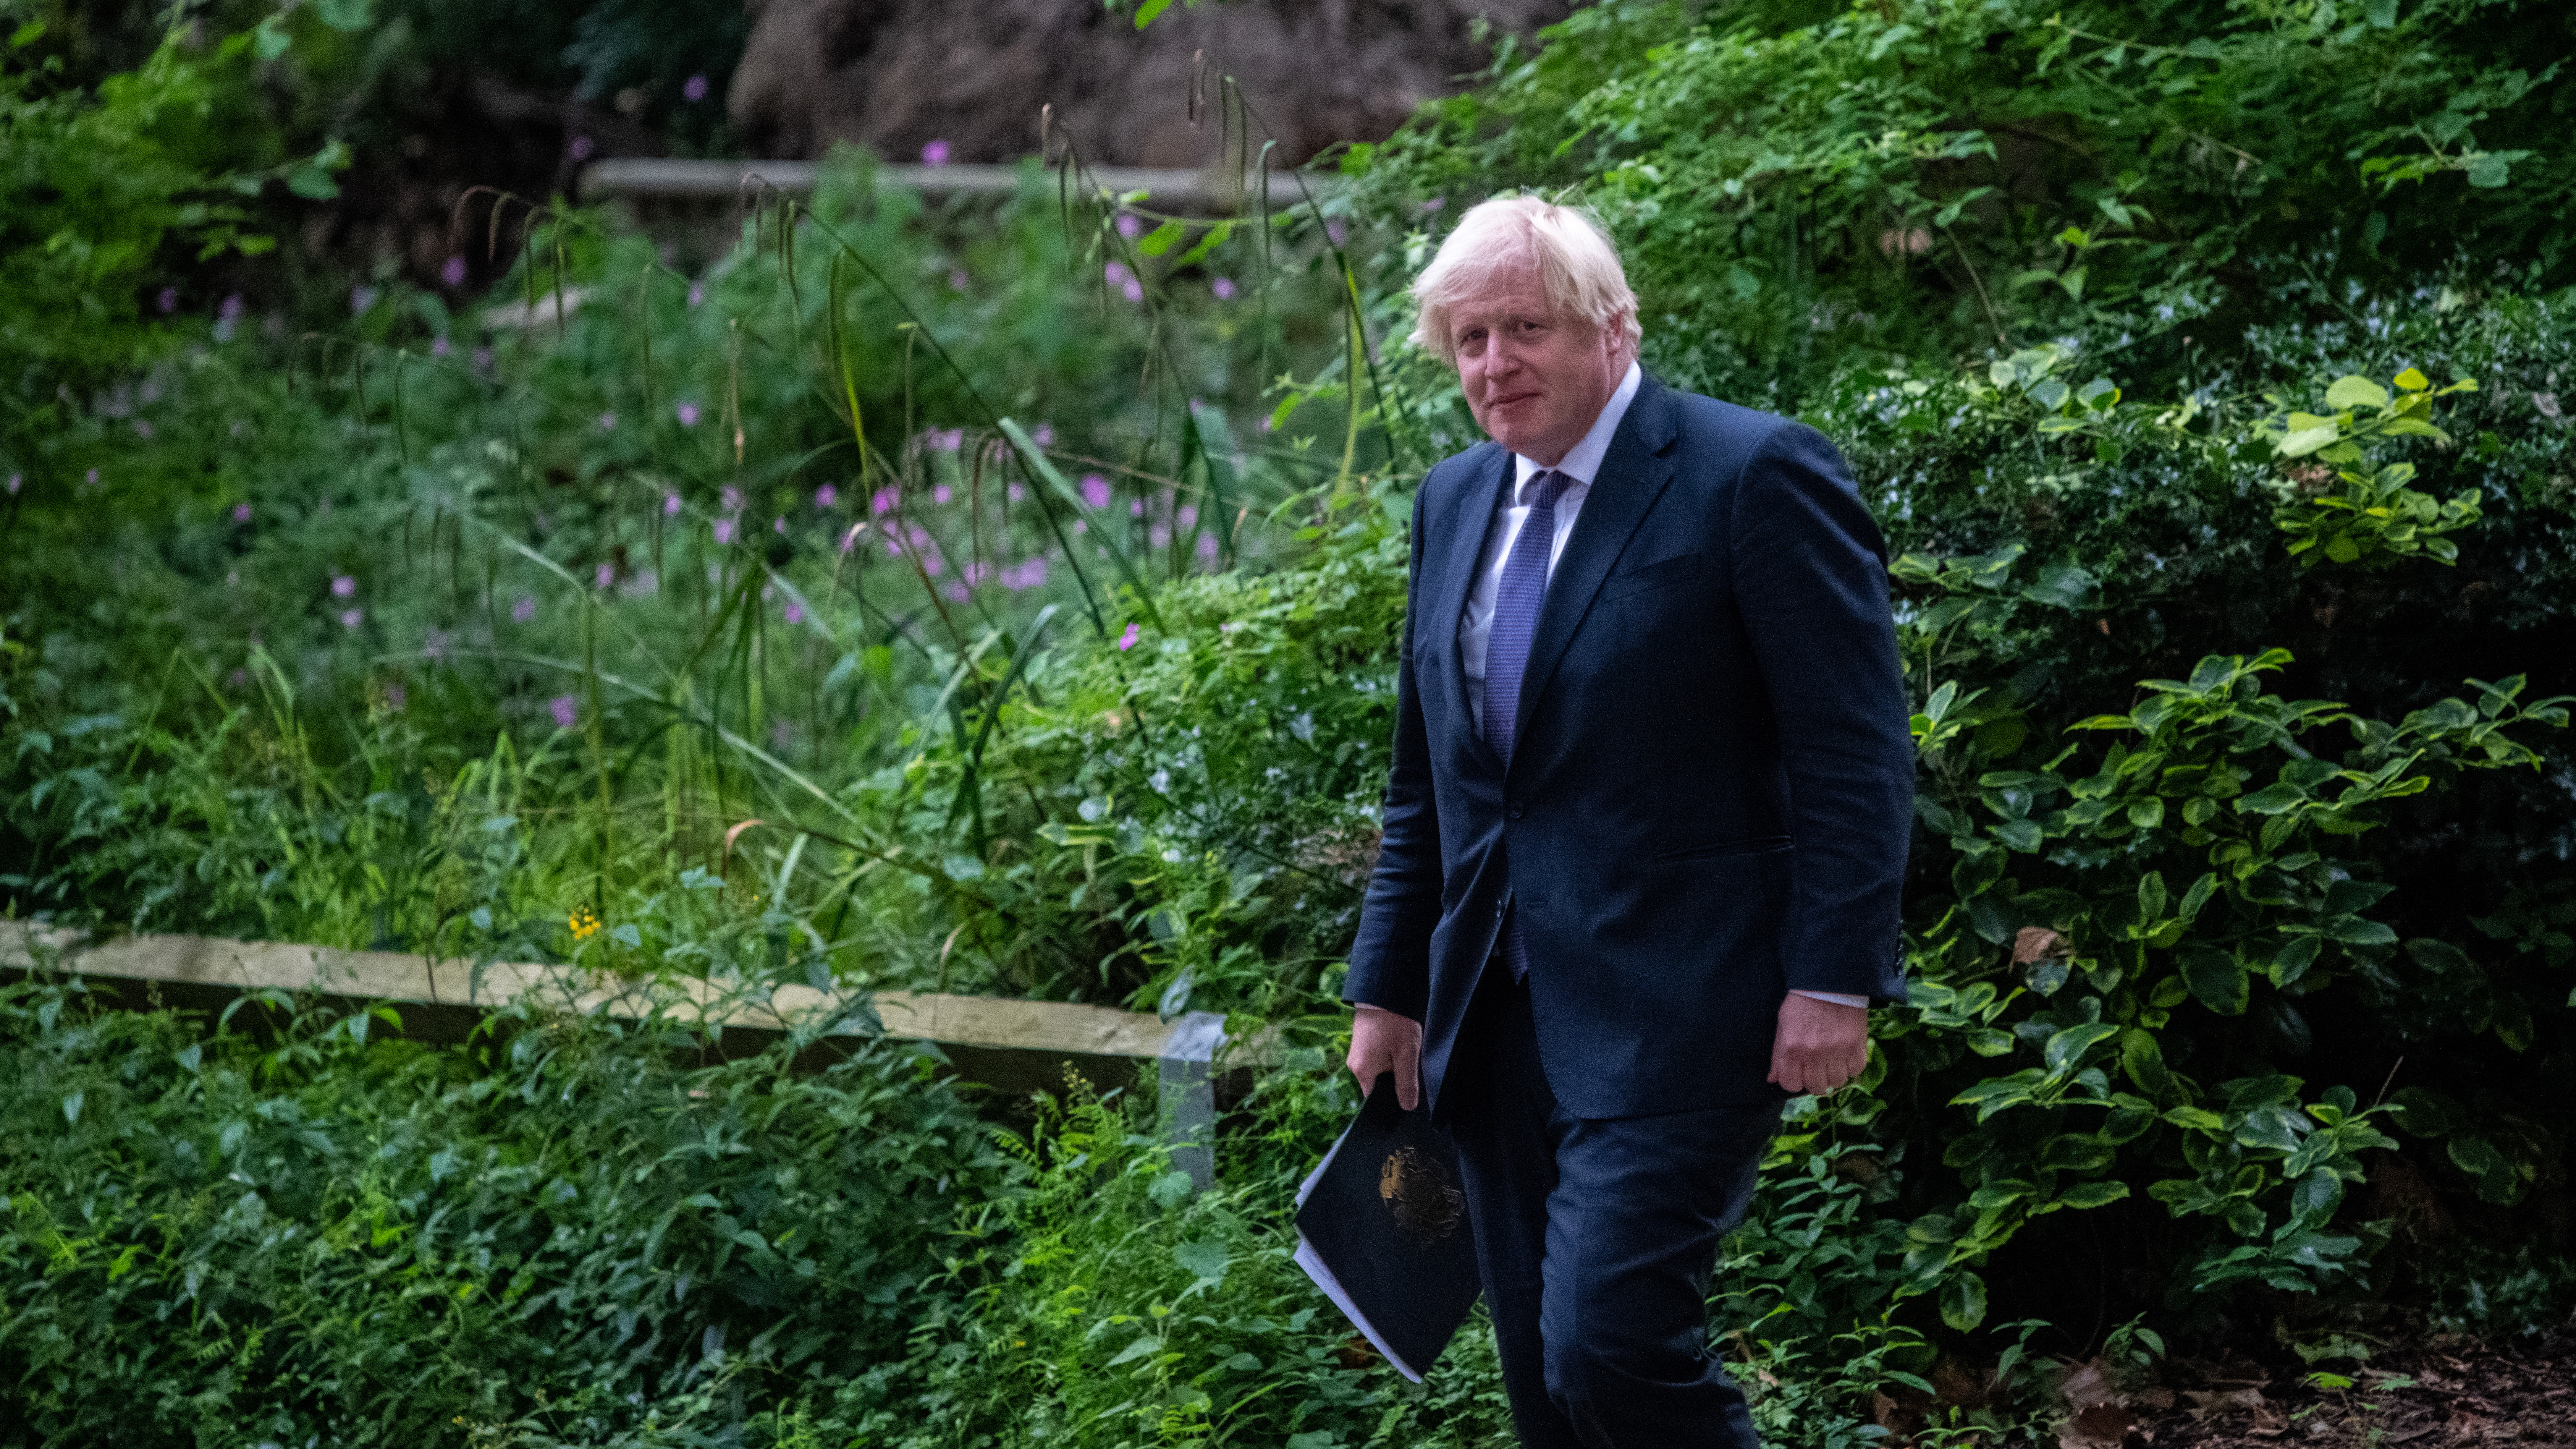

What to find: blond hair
left=1408, top=194, right=1642, bottom=366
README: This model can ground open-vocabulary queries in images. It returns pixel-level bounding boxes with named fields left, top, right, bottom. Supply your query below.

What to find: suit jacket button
left=1507, top=802, right=1526, bottom=820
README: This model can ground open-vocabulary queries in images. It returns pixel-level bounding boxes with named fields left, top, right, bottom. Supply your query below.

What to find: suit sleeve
left=1341, top=473, right=1444, bottom=1021
left=1729, top=422, right=1914, bottom=1005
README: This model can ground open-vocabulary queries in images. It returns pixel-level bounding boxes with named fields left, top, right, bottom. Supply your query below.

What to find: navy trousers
left=1446, top=969, right=1782, bottom=1449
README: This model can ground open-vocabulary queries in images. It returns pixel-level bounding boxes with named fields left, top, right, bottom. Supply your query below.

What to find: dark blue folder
left=1291, top=1073, right=1482, bottom=1380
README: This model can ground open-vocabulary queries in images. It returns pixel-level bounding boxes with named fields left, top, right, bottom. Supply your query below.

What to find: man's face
left=1447, top=263, right=1628, bottom=466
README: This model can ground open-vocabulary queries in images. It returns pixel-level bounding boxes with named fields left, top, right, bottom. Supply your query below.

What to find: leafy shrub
left=0, top=970, right=1009, bottom=1447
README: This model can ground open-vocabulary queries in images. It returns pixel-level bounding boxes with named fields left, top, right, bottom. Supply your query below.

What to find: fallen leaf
left=2060, top=1357, right=2120, bottom=1409
left=2059, top=1402, right=2131, bottom=1449
left=2015, top=926, right=2067, bottom=965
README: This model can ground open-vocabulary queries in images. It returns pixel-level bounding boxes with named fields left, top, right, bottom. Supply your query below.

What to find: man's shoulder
left=1654, top=379, right=1808, bottom=452
left=1424, top=439, right=1507, bottom=491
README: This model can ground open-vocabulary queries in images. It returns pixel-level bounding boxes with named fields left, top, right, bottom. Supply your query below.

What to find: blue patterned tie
left=1484, top=468, right=1569, bottom=982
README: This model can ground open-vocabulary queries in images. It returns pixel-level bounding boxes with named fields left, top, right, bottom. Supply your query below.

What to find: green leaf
left=2044, top=1022, right=2120, bottom=1073
left=1133, top=0, right=1180, bottom=27
left=2058, top=1180, right=2131, bottom=1210
left=1107, top=1334, right=1161, bottom=1366
left=2182, top=947, right=2249, bottom=1015
left=1135, top=220, right=1188, bottom=258
left=2465, top=153, right=2512, bottom=189
left=1174, top=1236, right=1229, bottom=1284
left=2321, top=917, right=2397, bottom=947
left=1174, top=221, right=1234, bottom=267
left=314, top=0, right=375, bottom=28
left=1939, top=1271, right=1988, bottom=1331
left=2323, top=376, right=2390, bottom=411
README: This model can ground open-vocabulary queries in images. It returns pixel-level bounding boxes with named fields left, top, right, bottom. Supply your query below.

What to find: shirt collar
left=1512, top=360, right=1644, bottom=495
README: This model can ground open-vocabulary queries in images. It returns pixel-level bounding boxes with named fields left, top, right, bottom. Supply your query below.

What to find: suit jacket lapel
left=1512, top=375, right=1682, bottom=748
left=1436, top=445, right=1513, bottom=772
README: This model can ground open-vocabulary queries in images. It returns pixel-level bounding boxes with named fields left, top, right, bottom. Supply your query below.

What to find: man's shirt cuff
left=1789, top=989, right=1869, bottom=1009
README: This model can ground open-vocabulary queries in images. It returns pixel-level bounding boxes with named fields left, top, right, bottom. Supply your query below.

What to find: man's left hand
left=1767, top=992, right=1870, bottom=1095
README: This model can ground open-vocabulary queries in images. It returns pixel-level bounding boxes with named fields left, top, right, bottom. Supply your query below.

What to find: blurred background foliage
left=4, top=0, right=2576, bottom=1444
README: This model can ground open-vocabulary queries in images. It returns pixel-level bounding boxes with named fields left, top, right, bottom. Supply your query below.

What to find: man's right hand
left=1346, top=1004, right=1425, bottom=1111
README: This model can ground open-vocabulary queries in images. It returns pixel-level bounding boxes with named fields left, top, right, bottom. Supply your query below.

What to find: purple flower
left=1177, top=504, right=1198, bottom=529
left=1105, top=261, right=1133, bottom=287
left=1080, top=474, right=1112, bottom=510
left=473, top=347, right=494, bottom=375
left=1325, top=219, right=1349, bottom=246
left=549, top=695, right=580, bottom=730
left=871, top=488, right=897, bottom=515
left=933, top=485, right=953, bottom=505
left=1122, top=279, right=1144, bottom=304
left=1007, top=482, right=1027, bottom=502
left=598, top=411, right=618, bottom=431
left=1423, top=196, right=1447, bottom=213
left=425, top=628, right=451, bottom=663
left=920, top=139, right=951, bottom=166
left=1032, top=424, right=1055, bottom=446
left=568, top=135, right=595, bottom=162
left=84, top=468, right=99, bottom=487
left=1117, top=214, right=1143, bottom=240
left=783, top=600, right=804, bottom=624
left=340, top=608, right=364, bottom=630
left=948, top=269, right=971, bottom=291
left=441, top=255, right=468, bottom=288
left=1129, top=497, right=1146, bottom=518
left=1197, top=531, right=1219, bottom=563
left=231, top=502, right=250, bottom=521
left=682, top=73, right=710, bottom=103
left=383, top=683, right=407, bottom=711
left=1148, top=524, right=1171, bottom=547
left=772, top=516, right=786, bottom=536
left=157, top=287, right=179, bottom=314
left=332, top=575, right=357, bottom=598
left=512, top=596, right=537, bottom=623
left=594, top=563, right=615, bottom=588
left=883, top=537, right=903, bottom=558
left=1117, top=623, right=1140, bottom=651
left=943, top=582, right=971, bottom=603
left=1211, top=277, right=1236, bottom=301
left=351, top=285, right=379, bottom=315
left=676, top=401, right=701, bottom=427
left=431, top=335, right=451, bottom=358
left=721, top=485, right=744, bottom=513
left=664, top=492, right=682, bottom=516
left=1003, top=558, right=1049, bottom=590
left=133, top=419, right=153, bottom=439
left=713, top=518, right=735, bottom=545
left=7, top=474, right=22, bottom=495
left=927, top=428, right=962, bottom=453
left=814, top=484, right=838, bottom=509
left=218, top=294, right=244, bottom=322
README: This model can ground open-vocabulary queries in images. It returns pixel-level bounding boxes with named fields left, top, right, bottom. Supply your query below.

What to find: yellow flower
left=568, top=905, right=602, bottom=941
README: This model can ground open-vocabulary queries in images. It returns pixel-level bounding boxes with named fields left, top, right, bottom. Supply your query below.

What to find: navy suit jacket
left=1342, top=374, right=1913, bottom=1120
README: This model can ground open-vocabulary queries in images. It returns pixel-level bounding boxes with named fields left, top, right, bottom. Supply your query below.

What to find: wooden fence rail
left=0, top=921, right=1250, bottom=1185
left=578, top=158, right=1330, bottom=214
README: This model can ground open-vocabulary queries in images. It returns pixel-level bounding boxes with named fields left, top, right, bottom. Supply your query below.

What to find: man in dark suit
left=1342, top=195, right=1913, bottom=1448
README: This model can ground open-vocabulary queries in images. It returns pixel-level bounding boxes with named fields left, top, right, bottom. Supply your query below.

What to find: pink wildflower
left=513, top=596, right=537, bottom=623
left=231, top=502, right=249, bottom=521
left=682, top=73, right=710, bottom=102
left=921, top=139, right=951, bottom=166
left=441, top=256, right=468, bottom=288
left=598, top=411, right=618, bottom=431
left=568, top=135, right=595, bottom=162
left=340, top=608, right=364, bottom=630
left=871, top=488, right=897, bottom=515
left=595, top=563, right=615, bottom=588
left=432, top=336, right=451, bottom=358
left=332, top=576, right=357, bottom=598
left=1117, top=214, right=1142, bottom=240
left=157, top=287, right=179, bottom=314
left=664, top=492, right=682, bottom=516
left=1117, top=623, right=1140, bottom=651
left=1211, top=277, right=1236, bottom=300
left=1080, top=474, right=1111, bottom=510
left=933, top=485, right=952, bottom=504
left=687, top=282, right=705, bottom=308
left=1007, top=482, right=1027, bottom=502
left=713, top=518, right=735, bottom=544
left=676, top=401, right=701, bottom=427
left=815, top=484, right=838, bottom=509
left=1033, top=424, right=1055, bottom=446
left=783, top=600, right=804, bottom=624
left=549, top=695, right=580, bottom=729
left=1197, top=532, right=1219, bottom=563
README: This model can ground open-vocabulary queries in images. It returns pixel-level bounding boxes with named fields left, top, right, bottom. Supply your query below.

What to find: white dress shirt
left=1455, top=360, right=1868, bottom=1011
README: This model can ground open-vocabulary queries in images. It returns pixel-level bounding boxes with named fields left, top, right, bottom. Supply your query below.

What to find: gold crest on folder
left=1378, top=1144, right=1466, bottom=1247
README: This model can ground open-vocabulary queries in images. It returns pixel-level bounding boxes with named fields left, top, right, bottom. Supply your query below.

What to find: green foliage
left=0, top=971, right=1009, bottom=1446
left=1350, top=0, right=2576, bottom=405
